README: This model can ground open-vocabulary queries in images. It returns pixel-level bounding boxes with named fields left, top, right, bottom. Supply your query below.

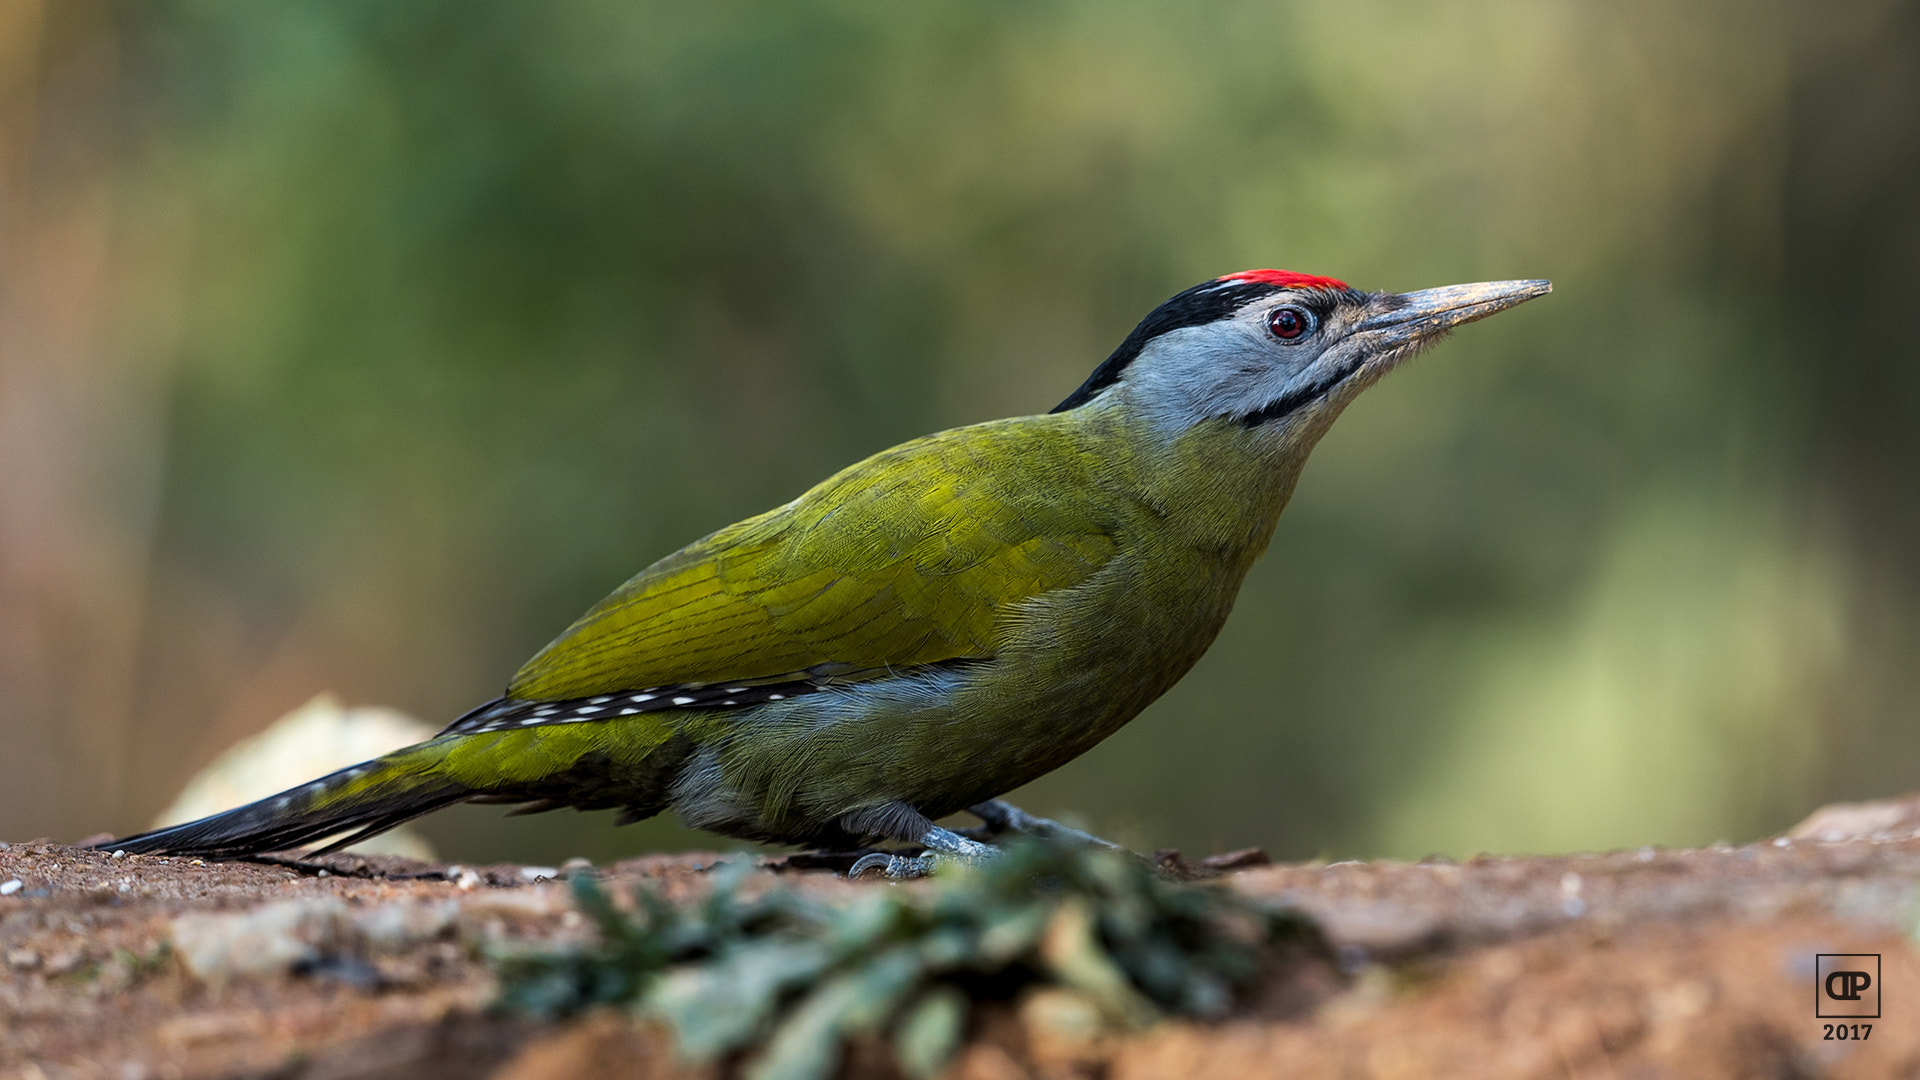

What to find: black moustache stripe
left=1235, top=354, right=1368, bottom=427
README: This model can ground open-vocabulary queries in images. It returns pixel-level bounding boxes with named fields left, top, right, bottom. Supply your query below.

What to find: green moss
left=494, top=840, right=1322, bottom=1080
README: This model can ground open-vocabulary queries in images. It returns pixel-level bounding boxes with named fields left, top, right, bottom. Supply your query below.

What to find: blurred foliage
left=4, top=0, right=1920, bottom=860
left=494, top=840, right=1318, bottom=1080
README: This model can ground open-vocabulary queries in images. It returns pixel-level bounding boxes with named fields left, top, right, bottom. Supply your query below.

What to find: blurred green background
left=4, top=0, right=1917, bottom=864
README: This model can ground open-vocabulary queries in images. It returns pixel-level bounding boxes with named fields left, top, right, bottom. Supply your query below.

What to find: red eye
left=1267, top=306, right=1311, bottom=341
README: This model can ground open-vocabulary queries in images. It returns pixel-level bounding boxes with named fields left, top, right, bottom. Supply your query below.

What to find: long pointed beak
left=1358, top=279, right=1552, bottom=348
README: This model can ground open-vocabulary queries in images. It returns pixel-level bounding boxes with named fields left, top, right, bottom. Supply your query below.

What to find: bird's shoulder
left=506, top=414, right=1124, bottom=701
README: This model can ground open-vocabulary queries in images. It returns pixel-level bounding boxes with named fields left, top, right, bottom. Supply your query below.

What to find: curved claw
left=848, top=852, right=893, bottom=879
left=848, top=852, right=938, bottom=880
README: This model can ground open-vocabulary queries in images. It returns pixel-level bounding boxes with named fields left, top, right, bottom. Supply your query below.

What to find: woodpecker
left=104, top=270, right=1549, bottom=877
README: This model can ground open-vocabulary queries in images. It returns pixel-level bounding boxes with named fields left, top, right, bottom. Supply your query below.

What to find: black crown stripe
left=1051, top=279, right=1285, bottom=413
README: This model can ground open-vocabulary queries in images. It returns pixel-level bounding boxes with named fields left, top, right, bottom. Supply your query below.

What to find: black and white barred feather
left=436, top=671, right=878, bottom=736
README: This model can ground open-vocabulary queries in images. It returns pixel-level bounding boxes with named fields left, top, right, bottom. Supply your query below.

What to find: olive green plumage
left=511, top=414, right=1126, bottom=701
left=331, top=411, right=1294, bottom=846
left=105, top=272, right=1549, bottom=862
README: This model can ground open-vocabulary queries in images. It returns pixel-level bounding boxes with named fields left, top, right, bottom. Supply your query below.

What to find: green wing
left=506, top=417, right=1119, bottom=700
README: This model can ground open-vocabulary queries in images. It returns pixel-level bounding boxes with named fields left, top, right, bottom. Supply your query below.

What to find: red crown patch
left=1218, top=269, right=1350, bottom=291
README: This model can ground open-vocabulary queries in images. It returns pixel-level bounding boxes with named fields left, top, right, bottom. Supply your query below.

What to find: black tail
left=99, top=740, right=469, bottom=859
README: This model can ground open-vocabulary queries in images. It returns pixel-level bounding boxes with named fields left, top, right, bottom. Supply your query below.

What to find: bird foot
left=843, top=803, right=1126, bottom=881
left=846, top=826, right=996, bottom=881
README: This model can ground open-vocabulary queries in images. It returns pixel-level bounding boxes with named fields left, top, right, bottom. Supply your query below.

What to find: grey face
left=1112, top=279, right=1551, bottom=439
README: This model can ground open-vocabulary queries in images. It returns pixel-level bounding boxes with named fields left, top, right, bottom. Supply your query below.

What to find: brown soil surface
left=7, top=797, right=1920, bottom=1080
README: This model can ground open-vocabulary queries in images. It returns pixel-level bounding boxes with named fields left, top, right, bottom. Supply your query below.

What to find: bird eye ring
left=1267, top=306, right=1313, bottom=342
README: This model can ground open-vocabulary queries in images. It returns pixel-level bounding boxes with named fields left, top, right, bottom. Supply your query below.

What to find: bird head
left=1053, top=270, right=1550, bottom=446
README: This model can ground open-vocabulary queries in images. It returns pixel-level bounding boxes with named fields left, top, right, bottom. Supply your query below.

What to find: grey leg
left=848, top=825, right=996, bottom=881
left=968, top=799, right=1124, bottom=851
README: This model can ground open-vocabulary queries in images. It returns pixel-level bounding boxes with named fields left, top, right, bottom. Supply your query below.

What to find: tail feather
left=100, top=715, right=690, bottom=859
left=99, top=742, right=470, bottom=859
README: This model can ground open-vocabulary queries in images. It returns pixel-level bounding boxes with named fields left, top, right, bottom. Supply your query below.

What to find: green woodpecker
left=105, top=270, right=1549, bottom=876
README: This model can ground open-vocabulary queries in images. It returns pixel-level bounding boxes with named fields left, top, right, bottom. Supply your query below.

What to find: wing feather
left=506, top=418, right=1117, bottom=701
